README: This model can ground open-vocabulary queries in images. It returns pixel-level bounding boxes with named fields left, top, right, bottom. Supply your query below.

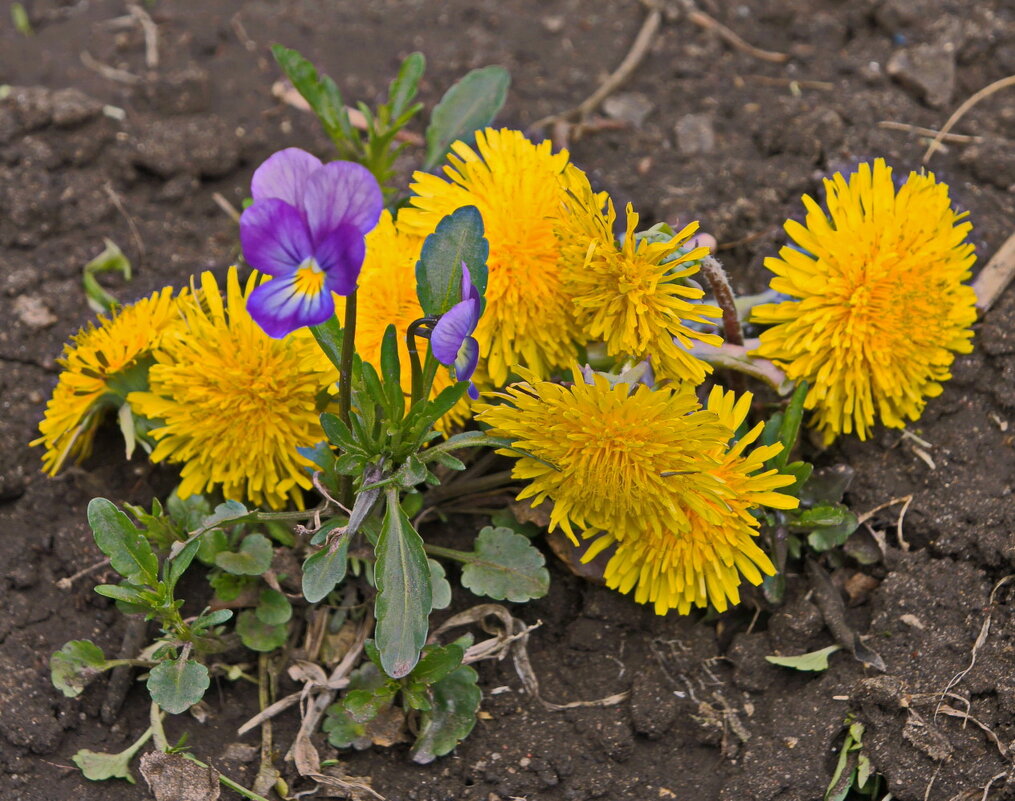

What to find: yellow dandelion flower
left=336, top=210, right=466, bottom=428
left=32, top=287, right=181, bottom=475
left=558, top=167, right=723, bottom=384
left=399, top=128, right=581, bottom=386
left=478, top=374, right=797, bottom=615
left=476, top=368, right=732, bottom=544
left=129, top=267, right=337, bottom=510
left=751, top=159, right=977, bottom=444
left=586, top=387, right=798, bottom=615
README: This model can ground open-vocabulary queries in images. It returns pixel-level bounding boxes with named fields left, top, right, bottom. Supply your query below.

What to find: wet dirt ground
left=1, top=1, right=1014, bottom=799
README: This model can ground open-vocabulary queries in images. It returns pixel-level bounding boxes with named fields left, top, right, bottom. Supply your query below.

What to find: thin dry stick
left=55, top=556, right=110, bottom=590
left=212, top=192, right=242, bottom=224
left=922, top=74, right=1015, bottom=163
left=740, top=75, right=833, bottom=90
left=856, top=494, right=913, bottom=551
left=128, top=3, right=159, bottom=69
left=878, top=120, right=983, bottom=144
left=104, top=182, right=145, bottom=264
left=972, top=230, right=1015, bottom=314
left=685, top=5, right=789, bottom=63
left=532, top=1, right=662, bottom=128
left=80, top=51, right=141, bottom=84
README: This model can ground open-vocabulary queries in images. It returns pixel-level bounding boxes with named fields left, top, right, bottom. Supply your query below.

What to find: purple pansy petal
left=251, top=148, right=323, bottom=206
left=240, top=199, right=313, bottom=276
left=304, top=161, right=384, bottom=243
left=431, top=299, right=477, bottom=365
left=246, top=273, right=335, bottom=339
left=315, top=223, right=366, bottom=297
left=467, top=382, right=480, bottom=401
left=460, top=263, right=479, bottom=304
left=454, top=336, right=480, bottom=384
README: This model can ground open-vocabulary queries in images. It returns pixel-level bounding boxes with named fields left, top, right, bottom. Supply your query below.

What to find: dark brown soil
left=2, top=1, right=1014, bottom=800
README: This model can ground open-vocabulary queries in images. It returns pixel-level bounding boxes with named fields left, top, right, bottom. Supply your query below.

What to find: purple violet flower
left=240, top=148, right=383, bottom=338
left=430, top=263, right=481, bottom=399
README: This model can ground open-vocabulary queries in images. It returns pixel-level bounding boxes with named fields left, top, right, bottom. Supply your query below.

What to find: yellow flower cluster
left=478, top=372, right=797, bottom=613
left=752, top=159, right=977, bottom=443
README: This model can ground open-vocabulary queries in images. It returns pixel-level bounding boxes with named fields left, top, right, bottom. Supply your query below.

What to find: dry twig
left=80, top=51, right=141, bottom=84
left=684, top=4, right=789, bottom=63
left=972, top=230, right=1015, bottom=314
left=878, top=120, right=983, bottom=145
left=103, top=182, right=145, bottom=264
left=922, top=74, right=1015, bottom=163
left=128, top=3, right=159, bottom=69
left=532, top=1, right=662, bottom=130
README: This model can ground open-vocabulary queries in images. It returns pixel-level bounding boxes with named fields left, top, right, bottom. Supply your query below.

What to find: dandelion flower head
left=587, top=386, right=799, bottom=614
left=752, top=159, right=977, bottom=443
left=558, top=167, right=723, bottom=385
left=129, top=267, right=337, bottom=510
left=32, top=287, right=181, bottom=475
left=400, top=128, right=581, bottom=386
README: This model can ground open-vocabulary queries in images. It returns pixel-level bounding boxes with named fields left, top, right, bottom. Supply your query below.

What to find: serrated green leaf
left=272, top=46, right=355, bottom=151
left=374, top=491, right=432, bottom=678
left=202, top=500, right=251, bottom=528
left=256, top=588, right=292, bottom=625
left=460, top=527, right=549, bottom=602
left=51, top=640, right=108, bottom=698
left=765, top=644, right=842, bottom=672
left=415, top=206, right=489, bottom=316
left=423, top=65, right=509, bottom=169
left=429, top=559, right=452, bottom=610
left=214, top=533, right=273, bottom=576
left=410, top=665, right=481, bottom=763
left=88, top=498, right=158, bottom=584
left=235, top=609, right=288, bottom=652
left=147, top=658, right=210, bottom=714
left=302, top=529, right=351, bottom=602
left=322, top=704, right=368, bottom=749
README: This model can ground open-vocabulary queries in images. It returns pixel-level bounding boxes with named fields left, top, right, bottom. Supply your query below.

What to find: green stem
left=122, top=724, right=155, bottom=761
left=150, top=702, right=168, bottom=751
left=253, top=502, right=329, bottom=522
left=423, top=543, right=473, bottom=563
left=422, top=470, right=515, bottom=507
left=339, top=291, right=358, bottom=508
left=181, top=752, right=273, bottom=801
left=407, top=324, right=425, bottom=407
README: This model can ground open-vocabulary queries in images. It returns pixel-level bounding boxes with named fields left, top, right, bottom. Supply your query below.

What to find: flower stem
left=338, top=290, right=358, bottom=508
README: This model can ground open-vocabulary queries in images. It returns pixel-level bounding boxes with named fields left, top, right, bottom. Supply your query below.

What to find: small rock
left=131, top=115, right=240, bottom=178
left=887, top=43, right=956, bottom=108
left=13, top=294, right=57, bottom=328
left=7, top=86, right=52, bottom=130
left=3, top=265, right=39, bottom=296
left=959, top=138, right=1015, bottom=191
left=147, top=67, right=212, bottom=115
left=602, top=92, right=654, bottom=127
left=6, top=563, right=36, bottom=591
left=629, top=662, right=679, bottom=737
left=50, top=88, right=103, bottom=127
left=674, top=113, right=715, bottom=155
left=220, top=742, right=258, bottom=763
left=541, top=15, right=565, bottom=33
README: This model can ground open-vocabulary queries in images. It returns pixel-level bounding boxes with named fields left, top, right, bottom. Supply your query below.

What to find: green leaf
left=344, top=684, right=398, bottom=724
left=193, top=608, right=232, bottom=631
left=429, top=559, right=452, bottom=610
left=72, top=748, right=136, bottom=783
left=147, top=658, right=210, bottom=714
left=214, top=533, right=273, bottom=576
left=310, top=316, right=345, bottom=373
left=765, top=644, right=842, bottom=672
left=490, top=508, right=542, bottom=538
left=94, top=583, right=148, bottom=605
left=396, top=454, right=428, bottom=489
left=323, top=704, right=368, bottom=749
left=388, top=52, right=425, bottom=119
left=303, top=529, right=352, bottom=602
left=235, top=609, right=289, bottom=652
left=423, top=65, right=510, bottom=169
left=272, top=46, right=355, bottom=151
left=411, top=642, right=465, bottom=686
left=374, top=491, right=432, bottom=678
left=167, top=537, right=201, bottom=592
left=775, top=380, right=809, bottom=469
left=379, top=324, right=404, bottom=419
left=88, top=498, right=158, bottom=584
left=82, top=238, right=131, bottom=314
left=410, top=665, right=481, bottom=763
left=202, top=500, right=251, bottom=528
left=51, top=640, right=108, bottom=698
left=460, top=527, right=549, bottom=602
left=321, top=412, right=362, bottom=454
left=415, top=206, right=489, bottom=316
left=800, top=464, right=855, bottom=506
left=256, top=589, right=292, bottom=625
